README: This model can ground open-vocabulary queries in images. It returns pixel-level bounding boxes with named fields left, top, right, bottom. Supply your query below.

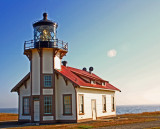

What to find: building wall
left=42, top=49, right=53, bottom=74
left=54, top=52, right=61, bottom=70
left=76, top=88, right=116, bottom=120
left=55, top=75, right=76, bottom=120
left=19, top=79, right=31, bottom=120
left=32, top=49, right=40, bottom=95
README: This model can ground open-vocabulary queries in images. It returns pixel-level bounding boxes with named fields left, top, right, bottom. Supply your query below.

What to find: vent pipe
left=89, top=67, right=94, bottom=74
left=82, top=67, right=87, bottom=71
left=62, top=61, right=67, bottom=66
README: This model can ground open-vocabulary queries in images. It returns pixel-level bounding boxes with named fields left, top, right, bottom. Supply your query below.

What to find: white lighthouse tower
left=24, top=13, right=68, bottom=123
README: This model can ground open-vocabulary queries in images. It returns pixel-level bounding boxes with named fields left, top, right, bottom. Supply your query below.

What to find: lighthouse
left=11, top=13, right=120, bottom=124
left=24, top=13, right=68, bottom=122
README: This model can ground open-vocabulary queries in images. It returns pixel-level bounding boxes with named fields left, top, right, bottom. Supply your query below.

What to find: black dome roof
left=33, top=13, right=58, bottom=28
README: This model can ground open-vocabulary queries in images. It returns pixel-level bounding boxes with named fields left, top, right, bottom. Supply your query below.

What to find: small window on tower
left=44, top=96, right=52, bottom=114
left=44, top=75, right=52, bottom=87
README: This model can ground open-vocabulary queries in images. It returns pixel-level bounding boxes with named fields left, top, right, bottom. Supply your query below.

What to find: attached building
left=11, top=13, right=120, bottom=123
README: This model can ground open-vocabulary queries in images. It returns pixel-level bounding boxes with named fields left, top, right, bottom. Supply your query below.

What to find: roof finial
left=43, top=12, right=48, bottom=20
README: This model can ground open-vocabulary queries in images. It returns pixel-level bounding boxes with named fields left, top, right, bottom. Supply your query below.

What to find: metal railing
left=24, top=39, right=68, bottom=51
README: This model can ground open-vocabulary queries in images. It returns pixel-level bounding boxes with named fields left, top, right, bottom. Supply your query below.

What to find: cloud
left=107, top=49, right=117, bottom=57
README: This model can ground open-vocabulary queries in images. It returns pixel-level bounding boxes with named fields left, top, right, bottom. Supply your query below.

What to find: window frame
left=63, top=94, right=72, bottom=115
left=112, top=96, right=115, bottom=112
left=23, top=97, right=30, bottom=115
left=43, top=74, right=52, bottom=88
left=44, top=96, right=52, bottom=115
left=102, top=95, right=107, bottom=113
left=79, top=94, right=84, bottom=115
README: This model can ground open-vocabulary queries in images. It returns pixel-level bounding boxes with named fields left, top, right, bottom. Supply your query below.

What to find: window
left=63, top=94, right=72, bottom=115
left=44, top=75, right=52, bottom=87
left=102, top=82, right=106, bottom=86
left=91, top=80, right=96, bottom=84
left=112, top=96, right=115, bottom=111
left=44, top=96, right=52, bottom=114
left=23, top=97, right=30, bottom=115
left=102, top=95, right=106, bottom=112
left=79, top=94, right=84, bottom=114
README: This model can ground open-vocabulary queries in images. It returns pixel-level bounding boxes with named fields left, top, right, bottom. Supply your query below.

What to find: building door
left=34, top=100, right=40, bottom=122
left=91, top=99, right=97, bottom=120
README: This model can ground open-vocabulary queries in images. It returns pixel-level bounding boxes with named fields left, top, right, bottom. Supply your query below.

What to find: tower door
left=34, top=100, right=40, bottom=122
left=91, top=99, right=97, bottom=120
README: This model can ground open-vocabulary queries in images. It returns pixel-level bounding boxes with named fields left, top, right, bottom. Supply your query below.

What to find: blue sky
left=0, top=0, right=160, bottom=108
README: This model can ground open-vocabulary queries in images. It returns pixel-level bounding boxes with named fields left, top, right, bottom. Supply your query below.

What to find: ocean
left=116, top=105, right=160, bottom=114
left=0, top=105, right=160, bottom=114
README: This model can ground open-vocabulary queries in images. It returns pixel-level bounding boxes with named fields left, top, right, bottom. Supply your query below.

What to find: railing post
left=24, top=41, right=26, bottom=51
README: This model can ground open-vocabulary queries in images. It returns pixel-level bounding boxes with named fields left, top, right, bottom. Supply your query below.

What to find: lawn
left=1, top=112, right=160, bottom=129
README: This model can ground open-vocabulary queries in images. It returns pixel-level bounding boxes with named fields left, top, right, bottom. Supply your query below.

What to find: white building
left=11, top=13, right=120, bottom=123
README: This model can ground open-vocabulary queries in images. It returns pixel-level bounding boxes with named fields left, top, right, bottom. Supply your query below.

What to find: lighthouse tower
left=24, top=13, right=68, bottom=123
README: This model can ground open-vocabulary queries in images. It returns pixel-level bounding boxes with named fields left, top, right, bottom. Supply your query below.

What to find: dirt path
left=95, top=120, right=160, bottom=129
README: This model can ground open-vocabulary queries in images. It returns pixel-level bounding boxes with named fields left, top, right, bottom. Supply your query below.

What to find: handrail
left=24, top=39, right=68, bottom=51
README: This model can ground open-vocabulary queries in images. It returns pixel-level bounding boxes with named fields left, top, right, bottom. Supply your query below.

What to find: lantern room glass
left=34, top=25, right=55, bottom=42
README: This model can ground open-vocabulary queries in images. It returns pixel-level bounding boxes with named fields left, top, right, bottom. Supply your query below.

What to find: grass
left=0, top=113, right=18, bottom=121
left=1, top=111, right=160, bottom=129
left=78, top=125, right=93, bottom=129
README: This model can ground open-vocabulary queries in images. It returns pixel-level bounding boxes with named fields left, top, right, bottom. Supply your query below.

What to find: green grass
left=78, top=125, right=93, bottom=129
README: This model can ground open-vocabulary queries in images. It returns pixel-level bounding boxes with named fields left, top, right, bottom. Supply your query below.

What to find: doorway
left=91, top=99, right=97, bottom=120
left=34, top=99, right=40, bottom=122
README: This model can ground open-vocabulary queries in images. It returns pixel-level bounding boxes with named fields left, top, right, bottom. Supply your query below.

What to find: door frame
left=91, top=99, right=97, bottom=120
left=33, top=98, right=40, bottom=122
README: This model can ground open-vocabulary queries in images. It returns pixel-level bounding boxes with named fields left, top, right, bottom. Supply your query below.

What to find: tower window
left=44, top=75, right=52, bottom=87
left=44, top=96, right=52, bottom=114
left=23, top=97, right=30, bottom=115
left=63, top=94, right=72, bottom=115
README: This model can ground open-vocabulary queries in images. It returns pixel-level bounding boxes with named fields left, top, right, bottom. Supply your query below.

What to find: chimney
left=82, top=67, right=87, bottom=71
left=89, top=67, right=94, bottom=74
left=62, top=61, right=67, bottom=66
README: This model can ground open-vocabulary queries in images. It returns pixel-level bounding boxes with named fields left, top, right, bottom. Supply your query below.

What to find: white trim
left=79, top=85, right=118, bottom=92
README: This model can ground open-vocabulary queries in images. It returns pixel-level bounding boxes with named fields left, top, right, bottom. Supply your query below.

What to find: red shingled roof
left=11, top=66, right=120, bottom=92
left=55, top=65, right=120, bottom=92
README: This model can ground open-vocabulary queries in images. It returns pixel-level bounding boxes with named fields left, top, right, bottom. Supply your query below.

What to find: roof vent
left=82, top=67, right=87, bottom=71
left=62, top=61, right=67, bottom=66
left=89, top=67, right=94, bottom=74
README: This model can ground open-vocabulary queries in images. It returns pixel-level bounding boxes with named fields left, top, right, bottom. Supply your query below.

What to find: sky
left=0, top=0, right=160, bottom=108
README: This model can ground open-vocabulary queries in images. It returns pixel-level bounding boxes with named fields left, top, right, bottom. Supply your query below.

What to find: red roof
left=55, top=65, right=120, bottom=92
left=11, top=66, right=120, bottom=92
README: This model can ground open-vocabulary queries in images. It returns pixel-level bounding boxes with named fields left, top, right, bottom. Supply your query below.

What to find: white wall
left=32, top=49, right=40, bottom=95
left=76, top=88, right=116, bottom=120
left=19, top=79, right=31, bottom=120
left=55, top=75, right=76, bottom=120
left=43, top=49, right=53, bottom=74
left=54, top=52, right=61, bottom=70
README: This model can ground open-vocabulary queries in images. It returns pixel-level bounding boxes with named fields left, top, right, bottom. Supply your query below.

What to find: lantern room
left=24, top=13, right=68, bottom=53
left=33, top=13, right=57, bottom=44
